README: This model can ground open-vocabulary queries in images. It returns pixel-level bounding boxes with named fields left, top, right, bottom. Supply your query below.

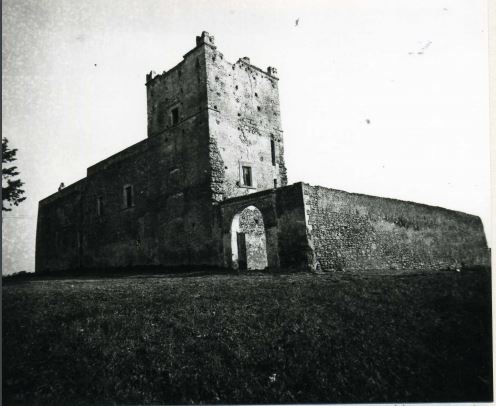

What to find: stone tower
left=146, top=31, right=287, bottom=204
left=141, top=31, right=289, bottom=265
left=201, top=33, right=288, bottom=201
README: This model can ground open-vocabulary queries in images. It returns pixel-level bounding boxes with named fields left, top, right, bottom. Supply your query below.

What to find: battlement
left=145, top=31, right=216, bottom=84
left=236, top=56, right=279, bottom=79
left=267, top=66, right=278, bottom=77
left=196, top=31, right=216, bottom=47
left=146, top=70, right=157, bottom=83
left=146, top=32, right=278, bottom=85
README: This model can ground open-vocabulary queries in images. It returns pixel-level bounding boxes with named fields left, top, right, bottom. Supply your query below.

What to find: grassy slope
left=2, top=270, right=492, bottom=405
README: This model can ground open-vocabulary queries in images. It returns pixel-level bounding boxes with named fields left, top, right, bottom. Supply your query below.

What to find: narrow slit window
left=270, top=139, right=276, bottom=166
left=242, top=166, right=252, bottom=187
left=171, top=107, right=179, bottom=125
left=124, top=185, right=134, bottom=208
left=273, top=179, right=277, bottom=188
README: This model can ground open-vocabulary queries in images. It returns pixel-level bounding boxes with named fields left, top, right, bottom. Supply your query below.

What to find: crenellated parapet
left=266, top=66, right=278, bottom=78
left=196, top=31, right=216, bottom=48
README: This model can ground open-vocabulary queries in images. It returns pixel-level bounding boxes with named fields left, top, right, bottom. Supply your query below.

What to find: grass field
left=2, top=268, right=492, bottom=404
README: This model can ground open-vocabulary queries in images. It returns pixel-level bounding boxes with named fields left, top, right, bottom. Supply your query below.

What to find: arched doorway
left=230, top=205, right=268, bottom=270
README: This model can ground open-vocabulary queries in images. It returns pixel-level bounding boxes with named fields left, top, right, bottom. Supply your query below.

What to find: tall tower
left=143, top=31, right=289, bottom=265
left=202, top=33, right=288, bottom=202
left=146, top=31, right=287, bottom=206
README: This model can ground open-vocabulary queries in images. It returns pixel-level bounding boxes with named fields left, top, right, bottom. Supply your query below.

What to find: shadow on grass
left=2, top=265, right=492, bottom=404
left=3, top=264, right=491, bottom=283
left=2, top=264, right=312, bottom=284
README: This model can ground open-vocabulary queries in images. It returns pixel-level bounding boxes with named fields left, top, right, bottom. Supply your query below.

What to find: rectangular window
left=97, top=196, right=103, bottom=216
left=124, top=185, right=134, bottom=208
left=273, top=179, right=277, bottom=188
left=242, top=166, right=252, bottom=187
left=271, top=140, right=276, bottom=166
left=171, top=107, right=179, bottom=125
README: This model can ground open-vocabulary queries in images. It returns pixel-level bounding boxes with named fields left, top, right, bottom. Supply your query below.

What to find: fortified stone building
left=36, top=32, right=489, bottom=273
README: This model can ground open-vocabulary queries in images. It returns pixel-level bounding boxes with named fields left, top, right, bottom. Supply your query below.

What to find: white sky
left=2, top=0, right=491, bottom=274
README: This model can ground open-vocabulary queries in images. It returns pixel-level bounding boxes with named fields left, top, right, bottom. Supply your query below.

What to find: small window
left=124, top=185, right=134, bottom=208
left=273, top=179, right=277, bottom=188
left=171, top=107, right=179, bottom=125
left=242, top=166, right=252, bottom=187
left=270, top=139, right=276, bottom=166
left=97, top=196, right=104, bottom=216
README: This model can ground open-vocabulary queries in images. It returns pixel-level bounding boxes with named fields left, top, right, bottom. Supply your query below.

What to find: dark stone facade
left=35, top=32, right=489, bottom=273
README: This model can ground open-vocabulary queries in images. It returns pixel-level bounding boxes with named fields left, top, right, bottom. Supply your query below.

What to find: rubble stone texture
left=35, top=32, right=490, bottom=273
left=238, top=206, right=268, bottom=270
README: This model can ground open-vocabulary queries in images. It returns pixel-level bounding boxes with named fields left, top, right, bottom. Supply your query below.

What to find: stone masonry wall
left=146, top=37, right=208, bottom=138
left=37, top=108, right=215, bottom=272
left=275, top=183, right=312, bottom=270
left=239, top=206, right=268, bottom=270
left=219, top=183, right=311, bottom=271
left=36, top=37, right=220, bottom=272
left=303, top=184, right=490, bottom=272
left=36, top=179, right=86, bottom=271
left=204, top=43, right=288, bottom=203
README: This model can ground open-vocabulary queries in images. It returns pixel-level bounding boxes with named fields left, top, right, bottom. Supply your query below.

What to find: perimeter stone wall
left=302, top=184, right=490, bottom=272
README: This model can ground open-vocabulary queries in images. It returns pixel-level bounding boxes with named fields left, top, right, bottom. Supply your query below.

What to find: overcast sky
left=2, top=0, right=490, bottom=274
